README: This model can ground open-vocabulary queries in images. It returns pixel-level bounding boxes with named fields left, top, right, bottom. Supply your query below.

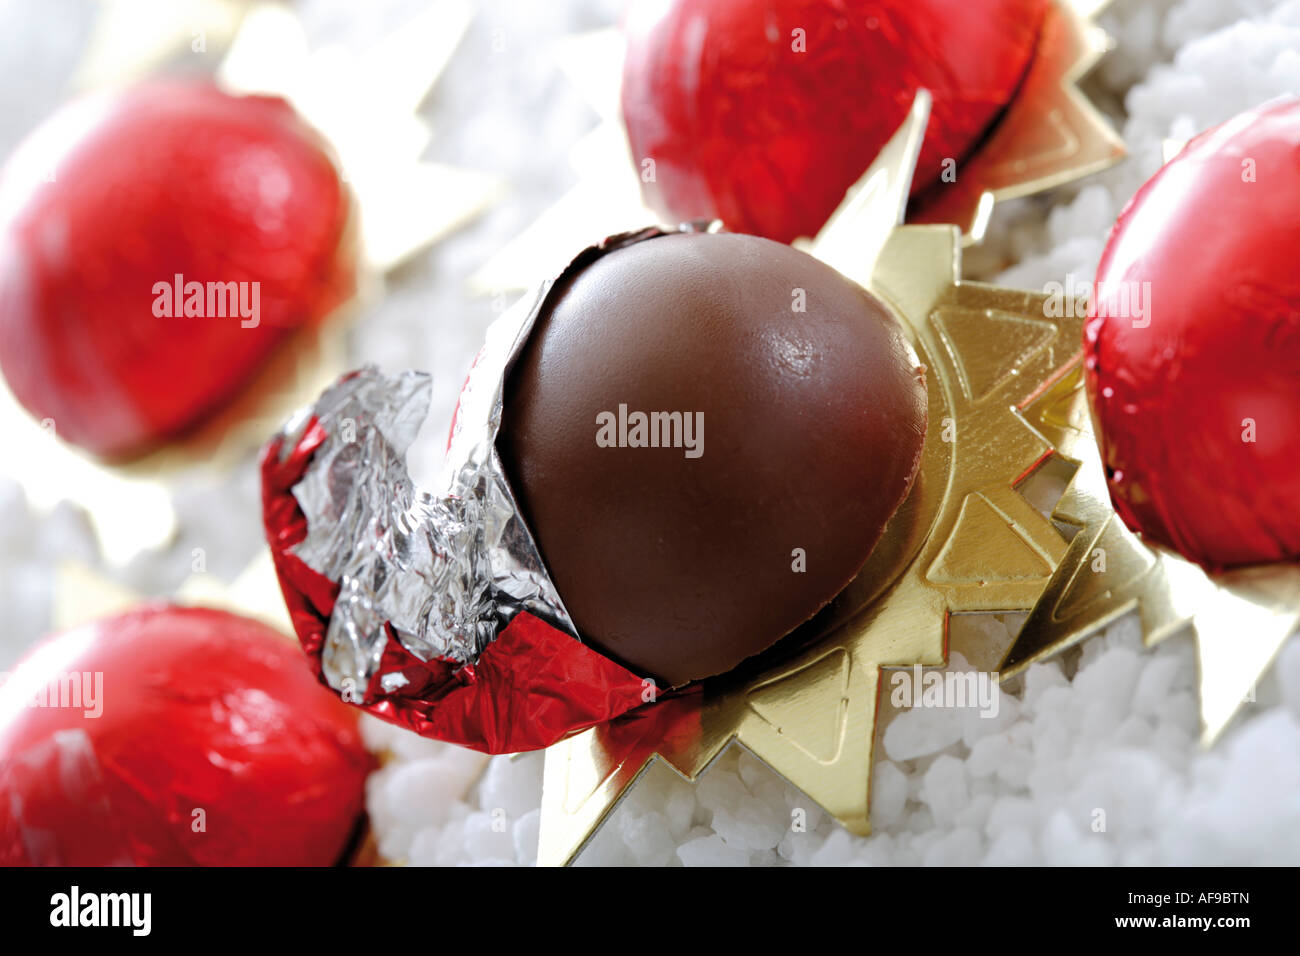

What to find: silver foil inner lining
left=283, top=286, right=576, bottom=696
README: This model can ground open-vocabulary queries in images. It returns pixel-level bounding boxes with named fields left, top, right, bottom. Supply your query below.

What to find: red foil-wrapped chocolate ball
left=1086, top=98, right=1300, bottom=570
left=0, top=80, right=357, bottom=459
left=621, top=0, right=1047, bottom=243
left=0, top=605, right=371, bottom=866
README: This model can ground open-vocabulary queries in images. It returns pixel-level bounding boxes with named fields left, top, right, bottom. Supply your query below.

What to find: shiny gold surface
left=219, top=1, right=502, bottom=273
left=537, top=99, right=1087, bottom=867
left=1003, top=361, right=1299, bottom=745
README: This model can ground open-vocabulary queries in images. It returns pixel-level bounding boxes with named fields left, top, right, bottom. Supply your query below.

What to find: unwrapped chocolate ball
left=501, top=231, right=927, bottom=685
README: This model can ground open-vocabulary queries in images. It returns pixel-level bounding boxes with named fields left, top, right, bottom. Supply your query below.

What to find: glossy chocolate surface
left=501, top=232, right=927, bottom=686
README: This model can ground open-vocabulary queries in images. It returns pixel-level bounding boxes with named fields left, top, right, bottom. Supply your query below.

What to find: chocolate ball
left=621, top=0, right=1047, bottom=243
left=0, top=605, right=370, bottom=866
left=500, top=232, right=926, bottom=687
left=1087, top=98, right=1300, bottom=569
left=0, top=81, right=356, bottom=459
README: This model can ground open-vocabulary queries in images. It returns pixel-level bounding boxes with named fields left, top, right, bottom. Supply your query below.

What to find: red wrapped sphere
left=621, top=0, right=1048, bottom=243
left=0, top=605, right=371, bottom=866
left=1086, top=98, right=1300, bottom=570
left=0, top=80, right=357, bottom=459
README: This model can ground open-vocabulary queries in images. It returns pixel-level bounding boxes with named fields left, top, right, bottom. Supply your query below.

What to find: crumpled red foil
left=1086, top=98, right=1300, bottom=571
left=0, top=79, right=356, bottom=459
left=621, top=0, right=1048, bottom=244
left=261, top=417, right=654, bottom=755
left=0, top=605, right=371, bottom=867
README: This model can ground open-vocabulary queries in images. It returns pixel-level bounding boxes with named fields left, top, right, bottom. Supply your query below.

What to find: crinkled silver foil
left=280, top=283, right=576, bottom=695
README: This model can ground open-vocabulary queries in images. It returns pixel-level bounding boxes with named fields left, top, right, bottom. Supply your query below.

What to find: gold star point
left=73, top=0, right=249, bottom=91
left=217, top=1, right=503, bottom=272
left=1003, top=361, right=1300, bottom=745
left=909, top=0, right=1126, bottom=241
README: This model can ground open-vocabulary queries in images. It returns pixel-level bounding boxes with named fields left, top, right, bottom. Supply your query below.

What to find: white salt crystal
left=463, top=810, right=518, bottom=861
left=983, top=827, right=1036, bottom=866
left=1276, top=637, right=1300, bottom=720
left=1133, top=655, right=1186, bottom=716
left=1113, top=715, right=1155, bottom=747
left=574, top=825, right=633, bottom=868
left=855, top=832, right=898, bottom=867
left=923, top=827, right=983, bottom=866
left=808, top=828, right=859, bottom=867
left=736, top=749, right=770, bottom=791
left=777, top=827, right=821, bottom=867
left=1042, top=810, right=1115, bottom=866
left=753, top=778, right=792, bottom=822
left=34, top=500, right=98, bottom=566
left=1020, top=660, right=1067, bottom=714
left=883, top=704, right=965, bottom=761
left=987, top=796, right=1040, bottom=841
left=967, top=736, right=1011, bottom=780
left=383, top=758, right=470, bottom=829
left=513, top=809, right=541, bottom=866
left=618, top=808, right=675, bottom=867
left=696, top=764, right=748, bottom=813
left=961, top=686, right=1021, bottom=749
left=408, top=826, right=446, bottom=867
left=661, top=784, right=697, bottom=839
left=677, top=834, right=748, bottom=867
left=712, top=796, right=784, bottom=852
left=478, top=753, right=543, bottom=820
left=870, top=761, right=908, bottom=829
left=953, top=794, right=994, bottom=830
left=1073, top=647, right=1142, bottom=716
left=920, top=755, right=969, bottom=824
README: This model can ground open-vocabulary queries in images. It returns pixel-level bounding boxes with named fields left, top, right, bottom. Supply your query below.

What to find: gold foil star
left=537, top=94, right=1086, bottom=866
left=218, top=1, right=502, bottom=271
left=74, top=0, right=249, bottom=90
left=908, top=0, right=1126, bottom=241
left=1001, top=361, right=1300, bottom=745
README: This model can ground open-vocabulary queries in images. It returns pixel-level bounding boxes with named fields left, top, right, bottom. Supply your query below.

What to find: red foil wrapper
left=261, top=375, right=654, bottom=756
left=621, top=0, right=1047, bottom=243
left=0, top=605, right=371, bottom=866
left=1086, top=98, right=1300, bottom=570
left=0, top=80, right=357, bottom=459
